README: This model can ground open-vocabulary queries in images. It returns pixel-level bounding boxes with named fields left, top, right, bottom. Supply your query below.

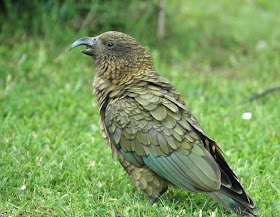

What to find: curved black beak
left=69, top=36, right=99, bottom=56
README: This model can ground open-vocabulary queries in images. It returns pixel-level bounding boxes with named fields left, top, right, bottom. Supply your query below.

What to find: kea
left=70, top=31, right=257, bottom=216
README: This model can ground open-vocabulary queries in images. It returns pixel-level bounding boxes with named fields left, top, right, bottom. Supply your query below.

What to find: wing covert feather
left=104, top=86, right=222, bottom=192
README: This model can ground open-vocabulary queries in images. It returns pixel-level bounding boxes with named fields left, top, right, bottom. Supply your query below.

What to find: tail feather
left=204, top=139, right=258, bottom=215
left=209, top=191, right=258, bottom=216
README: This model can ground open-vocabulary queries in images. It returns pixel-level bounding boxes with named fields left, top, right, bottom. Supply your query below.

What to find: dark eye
left=107, top=42, right=114, bottom=48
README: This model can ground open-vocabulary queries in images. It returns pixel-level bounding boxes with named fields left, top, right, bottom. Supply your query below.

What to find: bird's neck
left=94, top=51, right=154, bottom=82
left=93, top=67, right=156, bottom=112
left=93, top=72, right=129, bottom=112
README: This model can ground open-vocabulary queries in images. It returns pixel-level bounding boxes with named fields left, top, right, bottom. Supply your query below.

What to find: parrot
left=70, top=31, right=257, bottom=216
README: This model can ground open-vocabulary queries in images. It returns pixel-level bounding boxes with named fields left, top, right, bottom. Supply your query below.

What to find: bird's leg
left=117, top=152, right=168, bottom=203
left=148, top=186, right=168, bottom=205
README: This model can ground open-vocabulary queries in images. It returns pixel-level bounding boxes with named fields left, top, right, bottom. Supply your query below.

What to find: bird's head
left=70, top=31, right=154, bottom=81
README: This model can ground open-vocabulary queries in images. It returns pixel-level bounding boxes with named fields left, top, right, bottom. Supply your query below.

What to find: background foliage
left=0, top=0, right=279, bottom=216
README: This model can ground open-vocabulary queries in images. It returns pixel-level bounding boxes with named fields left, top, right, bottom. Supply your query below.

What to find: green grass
left=1, top=0, right=280, bottom=216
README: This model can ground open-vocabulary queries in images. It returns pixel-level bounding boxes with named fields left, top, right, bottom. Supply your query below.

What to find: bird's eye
left=107, top=42, right=114, bottom=48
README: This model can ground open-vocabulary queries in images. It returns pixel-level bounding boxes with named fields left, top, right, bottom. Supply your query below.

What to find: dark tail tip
left=208, top=192, right=258, bottom=216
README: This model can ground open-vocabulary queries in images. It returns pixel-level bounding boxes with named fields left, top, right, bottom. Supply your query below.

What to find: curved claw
left=148, top=186, right=168, bottom=205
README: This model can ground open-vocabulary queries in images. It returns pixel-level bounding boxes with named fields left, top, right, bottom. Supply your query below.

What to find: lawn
left=0, top=0, right=279, bottom=216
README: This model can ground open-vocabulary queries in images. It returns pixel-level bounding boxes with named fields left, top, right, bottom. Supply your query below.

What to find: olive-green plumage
left=70, top=31, right=257, bottom=216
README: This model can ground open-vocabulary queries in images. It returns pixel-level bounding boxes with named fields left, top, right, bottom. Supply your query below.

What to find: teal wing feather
left=145, top=75, right=257, bottom=214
